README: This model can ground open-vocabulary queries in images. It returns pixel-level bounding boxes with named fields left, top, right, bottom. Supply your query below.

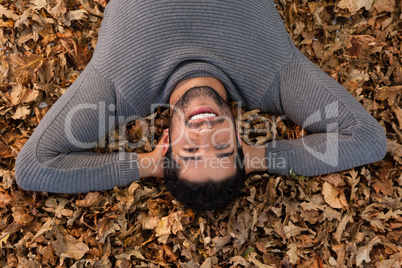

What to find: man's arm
left=261, top=45, right=386, bottom=177
left=15, top=63, right=142, bottom=193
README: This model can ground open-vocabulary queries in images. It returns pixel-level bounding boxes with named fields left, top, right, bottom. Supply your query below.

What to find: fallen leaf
left=322, top=174, right=346, bottom=188
left=47, top=0, right=67, bottom=19
left=387, top=139, right=402, bottom=164
left=373, top=0, right=396, bottom=13
left=322, top=182, right=348, bottom=209
left=376, top=86, right=401, bottom=106
left=0, top=5, right=18, bottom=21
left=76, top=192, right=101, bottom=207
left=331, top=243, right=346, bottom=267
left=334, top=213, right=353, bottom=243
left=32, top=219, right=54, bottom=242
left=155, top=211, right=184, bottom=237
left=0, top=190, right=12, bottom=206
left=247, top=252, right=276, bottom=268
left=9, top=82, right=39, bottom=105
left=337, top=0, right=374, bottom=13
left=356, top=236, right=381, bottom=266
left=228, top=203, right=252, bottom=244
left=11, top=105, right=30, bottom=120
left=115, top=248, right=145, bottom=261
left=393, top=106, right=402, bottom=129
left=66, top=10, right=88, bottom=22
left=0, top=140, right=13, bottom=158
left=52, top=227, right=89, bottom=260
left=12, top=206, right=34, bottom=225
left=372, top=179, right=394, bottom=196
left=298, top=255, right=323, bottom=268
left=141, top=215, right=159, bottom=230
left=343, top=69, right=370, bottom=91
left=9, top=53, right=43, bottom=84
left=375, top=252, right=402, bottom=268
left=283, top=221, right=308, bottom=239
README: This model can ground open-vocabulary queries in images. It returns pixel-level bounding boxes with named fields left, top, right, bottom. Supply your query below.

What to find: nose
left=190, top=126, right=214, bottom=144
left=197, top=123, right=213, bottom=131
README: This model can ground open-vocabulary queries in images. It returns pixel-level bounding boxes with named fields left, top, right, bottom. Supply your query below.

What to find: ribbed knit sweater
left=15, top=0, right=387, bottom=193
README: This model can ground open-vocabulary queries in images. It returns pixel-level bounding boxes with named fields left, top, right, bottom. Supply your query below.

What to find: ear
left=162, top=128, right=170, bottom=155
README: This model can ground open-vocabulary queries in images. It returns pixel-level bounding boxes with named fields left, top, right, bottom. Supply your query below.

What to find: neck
left=169, top=77, right=227, bottom=107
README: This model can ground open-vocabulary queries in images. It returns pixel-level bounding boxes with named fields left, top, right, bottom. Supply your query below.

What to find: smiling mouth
left=188, top=106, right=218, bottom=122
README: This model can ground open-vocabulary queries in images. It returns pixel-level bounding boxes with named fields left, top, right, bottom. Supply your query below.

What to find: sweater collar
left=161, top=61, right=247, bottom=106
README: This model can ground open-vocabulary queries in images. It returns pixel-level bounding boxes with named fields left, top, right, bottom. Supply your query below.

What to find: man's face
left=167, top=86, right=238, bottom=183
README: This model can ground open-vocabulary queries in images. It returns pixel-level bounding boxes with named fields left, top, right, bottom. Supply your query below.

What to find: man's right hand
left=137, top=129, right=168, bottom=178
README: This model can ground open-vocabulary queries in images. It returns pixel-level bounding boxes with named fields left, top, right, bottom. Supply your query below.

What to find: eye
left=216, top=144, right=229, bottom=150
left=184, top=148, right=198, bottom=153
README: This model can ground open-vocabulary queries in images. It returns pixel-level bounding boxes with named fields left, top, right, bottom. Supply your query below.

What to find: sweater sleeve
left=15, top=63, right=140, bottom=193
left=264, top=45, right=387, bottom=176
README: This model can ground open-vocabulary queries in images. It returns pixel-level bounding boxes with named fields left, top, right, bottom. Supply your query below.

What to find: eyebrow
left=179, top=150, right=235, bottom=161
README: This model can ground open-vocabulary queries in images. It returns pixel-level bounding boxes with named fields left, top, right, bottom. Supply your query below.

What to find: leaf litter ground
left=0, top=0, right=401, bottom=267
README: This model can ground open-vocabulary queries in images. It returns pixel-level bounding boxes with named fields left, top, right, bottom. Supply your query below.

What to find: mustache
left=185, top=117, right=226, bottom=129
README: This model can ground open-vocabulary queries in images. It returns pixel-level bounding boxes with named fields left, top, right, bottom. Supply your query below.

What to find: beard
left=170, top=86, right=233, bottom=126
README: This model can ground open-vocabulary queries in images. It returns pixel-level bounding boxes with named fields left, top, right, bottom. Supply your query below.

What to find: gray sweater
left=15, top=0, right=387, bottom=193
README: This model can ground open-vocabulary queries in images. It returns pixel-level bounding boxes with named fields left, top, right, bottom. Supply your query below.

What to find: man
left=15, top=0, right=387, bottom=211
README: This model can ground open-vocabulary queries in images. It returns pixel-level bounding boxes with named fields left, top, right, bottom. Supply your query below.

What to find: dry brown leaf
left=141, top=215, right=159, bottom=230
left=247, top=252, right=276, bottom=268
left=283, top=221, right=308, bottom=239
left=11, top=105, right=30, bottom=120
left=9, top=83, right=39, bottom=106
left=331, top=243, right=346, bottom=267
left=76, top=192, right=101, bottom=207
left=155, top=211, right=184, bottom=237
left=375, top=252, right=402, bottom=268
left=0, top=5, right=19, bottom=21
left=376, top=86, right=401, bottom=106
left=322, top=174, right=346, bottom=188
left=322, top=182, right=348, bottom=209
left=0, top=190, right=12, bottom=206
left=387, top=139, right=402, bottom=164
left=343, top=69, right=370, bottom=91
left=347, top=169, right=360, bottom=201
left=47, top=0, right=67, bottom=19
left=334, top=213, right=353, bottom=243
left=0, top=140, right=13, bottom=158
left=373, top=0, right=396, bottom=13
left=337, top=0, right=374, bottom=13
left=9, top=53, right=43, bottom=84
left=372, top=179, right=394, bottom=196
left=356, top=236, right=381, bottom=266
left=115, top=248, right=145, bottom=261
left=286, top=241, right=299, bottom=264
left=12, top=206, right=34, bottom=225
left=228, top=204, right=252, bottom=244
left=346, top=35, right=377, bottom=58
left=52, top=227, right=89, bottom=260
left=393, top=106, right=402, bottom=129
left=32, top=219, right=54, bottom=242
left=298, top=255, right=323, bottom=268
left=66, top=10, right=88, bottom=22
left=229, top=256, right=249, bottom=266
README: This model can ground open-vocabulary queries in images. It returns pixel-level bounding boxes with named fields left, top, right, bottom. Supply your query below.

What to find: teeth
left=190, top=113, right=216, bottom=120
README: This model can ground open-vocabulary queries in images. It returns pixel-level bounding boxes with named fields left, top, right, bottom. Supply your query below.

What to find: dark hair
left=163, top=145, right=245, bottom=211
